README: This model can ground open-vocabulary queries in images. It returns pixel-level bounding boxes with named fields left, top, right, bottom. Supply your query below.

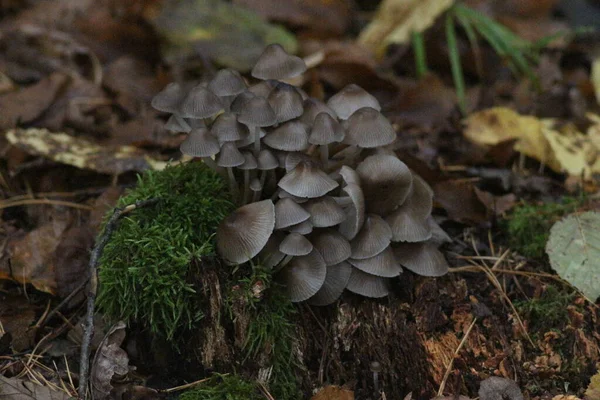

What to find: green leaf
left=546, top=211, right=600, bottom=301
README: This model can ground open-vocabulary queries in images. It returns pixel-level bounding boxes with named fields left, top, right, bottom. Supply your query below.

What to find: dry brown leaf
left=433, top=180, right=488, bottom=224
left=0, top=375, right=70, bottom=400
left=6, top=128, right=168, bottom=175
left=91, top=321, right=130, bottom=400
left=358, top=0, right=454, bottom=57
left=311, top=385, right=354, bottom=400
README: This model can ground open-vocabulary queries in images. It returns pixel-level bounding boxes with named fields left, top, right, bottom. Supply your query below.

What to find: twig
left=437, top=317, right=478, bottom=396
left=0, top=198, right=93, bottom=210
left=158, top=376, right=215, bottom=393
left=78, top=198, right=160, bottom=399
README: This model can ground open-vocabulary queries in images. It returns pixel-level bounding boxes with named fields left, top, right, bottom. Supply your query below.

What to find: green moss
left=179, top=374, right=263, bottom=400
left=503, top=197, right=581, bottom=260
left=225, top=265, right=301, bottom=399
left=97, top=162, right=234, bottom=339
left=514, top=285, right=577, bottom=337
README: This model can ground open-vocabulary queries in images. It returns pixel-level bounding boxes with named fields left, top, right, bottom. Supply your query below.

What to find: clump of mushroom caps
left=152, top=44, right=450, bottom=305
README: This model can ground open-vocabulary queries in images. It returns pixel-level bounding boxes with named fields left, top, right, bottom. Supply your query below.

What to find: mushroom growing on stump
left=153, top=43, right=450, bottom=304
left=216, top=200, right=275, bottom=265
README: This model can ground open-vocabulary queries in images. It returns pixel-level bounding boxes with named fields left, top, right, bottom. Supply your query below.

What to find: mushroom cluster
left=151, top=44, right=450, bottom=305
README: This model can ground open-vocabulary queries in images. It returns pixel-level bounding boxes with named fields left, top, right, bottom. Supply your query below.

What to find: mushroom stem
left=227, top=167, right=240, bottom=203
left=276, top=254, right=294, bottom=270
left=201, top=157, right=227, bottom=179
left=253, top=126, right=261, bottom=157
left=242, top=170, right=250, bottom=204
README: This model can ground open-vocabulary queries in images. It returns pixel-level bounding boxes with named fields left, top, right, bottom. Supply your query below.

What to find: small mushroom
left=151, top=82, right=184, bottom=113
left=216, top=200, right=275, bottom=264
left=164, top=114, right=191, bottom=133
left=279, top=232, right=313, bottom=266
left=268, top=81, right=304, bottom=123
left=309, top=112, right=345, bottom=166
left=286, top=219, right=313, bottom=234
left=371, top=361, right=382, bottom=392
left=258, top=231, right=286, bottom=268
left=278, top=160, right=338, bottom=199
left=178, top=84, right=223, bottom=120
left=299, top=98, right=337, bottom=125
left=217, top=142, right=245, bottom=202
left=251, top=43, right=307, bottom=81
left=356, top=154, right=412, bottom=215
left=307, top=261, right=352, bottom=306
left=179, top=127, right=220, bottom=171
left=303, top=196, right=346, bottom=228
left=277, top=249, right=326, bottom=302
left=392, top=242, right=448, bottom=277
left=208, top=68, right=246, bottom=98
left=345, top=268, right=390, bottom=298
left=263, top=120, right=309, bottom=152
left=343, top=107, right=396, bottom=148
left=385, top=209, right=432, bottom=242
left=350, top=214, right=393, bottom=259
left=338, top=183, right=365, bottom=240
left=427, top=217, right=452, bottom=245
left=278, top=189, right=310, bottom=204
left=310, top=229, right=351, bottom=266
left=239, top=152, right=258, bottom=204
left=211, top=112, right=249, bottom=144
left=274, top=198, right=311, bottom=230
left=284, top=151, right=315, bottom=172
left=348, top=246, right=402, bottom=277
left=230, top=90, right=256, bottom=114
left=237, top=96, right=277, bottom=156
left=326, top=84, right=381, bottom=120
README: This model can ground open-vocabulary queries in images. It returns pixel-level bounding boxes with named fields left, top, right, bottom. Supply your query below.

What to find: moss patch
left=514, top=285, right=577, bottom=337
left=97, top=162, right=234, bottom=339
left=179, top=374, right=263, bottom=400
left=503, top=197, right=581, bottom=260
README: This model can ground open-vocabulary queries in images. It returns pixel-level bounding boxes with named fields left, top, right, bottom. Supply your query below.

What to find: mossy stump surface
left=97, top=163, right=600, bottom=400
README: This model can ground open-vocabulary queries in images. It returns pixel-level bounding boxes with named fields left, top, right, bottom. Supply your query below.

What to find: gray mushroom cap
left=286, top=219, right=313, bottom=234
left=179, top=85, right=223, bottom=119
left=303, top=196, right=346, bottom=228
left=251, top=43, right=307, bottom=81
left=278, top=161, right=338, bottom=198
left=258, top=231, right=286, bottom=268
left=257, top=149, right=279, bottom=170
left=309, top=112, right=345, bottom=145
left=279, top=233, right=313, bottom=256
left=345, top=268, right=390, bottom=298
left=263, top=121, right=309, bottom=151
left=208, top=68, right=246, bottom=97
left=337, top=183, right=366, bottom=240
left=299, top=98, right=338, bottom=125
left=274, top=198, right=311, bottom=229
left=268, top=82, right=304, bottom=123
left=398, top=173, right=434, bottom=220
left=326, top=84, right=381, bottom=120
left=310, top=229, right=352, bottom=266
left=237, top=96, right=277, bottom=127
left=230, top=91, right=256, bottom=114
left=216, top=200, right=275, bottom=264
left=165, top=114, right=191, bottom=133
left=217, top=142, right=245, bottom=167
left=428, top=217, right=452, bottom=245
left=392, top=242, right=448, bottom=277
left=239, top=152, right=258, bottom=170
left=179, top=127, right=220, bottom=158
left=348, top=246, right=402, bottom=277
left=307, top=261, right=352, bottom=306
left=350, top=214, right=393, bottom=259
left=356, top=154, right=413, bottom=215
left=385, top=208, right=432, bottom=242
left=343, top=107, right=396, bottom=148
left=151, top=82, right=184, bottom=113
left=211, top=112, right=249, bottom=143
left=278, top=249, right=326, bottom=302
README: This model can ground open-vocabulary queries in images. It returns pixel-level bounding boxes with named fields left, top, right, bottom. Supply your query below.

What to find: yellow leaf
left=463, top=107, right=560, bottom=171
left=542, top=123, right=600, bottom=179
left=591, top=57, right=600, bottom=106
left=6, top=128, right=169, bottom=175
left=585, top=371, right=600, bottom=400
left=358, top=0, right=454, bottom=57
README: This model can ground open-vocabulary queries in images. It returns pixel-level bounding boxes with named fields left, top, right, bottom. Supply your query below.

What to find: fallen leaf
left=0, top=295, right=36, bottom=352
left=91, top=321, right=130, bottom=400
left=6, top=128, right=168, bottom=175
left=358, top=0, right=454, bottom=57
left=0, top=72, right=69, bottom=129
left=0, top=375, right=70, bottom=400
left=585, top=371, right=600, bottom=400
left=474, top=187, right=517, bottom=216
left=463, top=107, right=560, bottom=171
left=542, top=122, right=600, bottom=179
left=311, top=385, right=354, bottom=400
left=479, top=377, right=524, bottom=400
left=148, top=0, right=297, bottom=71
left=5, top=215, right=72, bottom=295
left=234, top=0, right=353, bottom=37
left=546, top=211, right=600, bottom=301
left=433, top=180, right=488, bottom=224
